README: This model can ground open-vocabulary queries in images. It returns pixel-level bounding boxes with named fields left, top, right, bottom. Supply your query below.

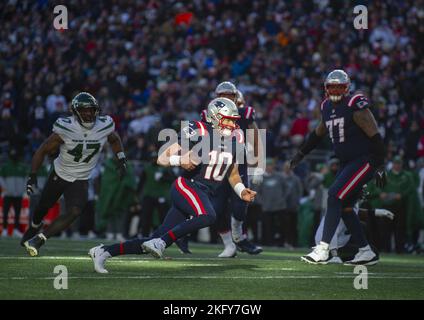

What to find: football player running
left=290, top=70, right=387, bottom=265
left=89, top=97, right=256, bottom=273
left=203, top=82, right=264, bottom=257
left=22, top=92, right=127, bottom=256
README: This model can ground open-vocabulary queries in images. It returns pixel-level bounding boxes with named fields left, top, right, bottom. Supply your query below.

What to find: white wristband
left=169, top=155, right=181, bottom=166
left=233, top=182, right=246, bottom=199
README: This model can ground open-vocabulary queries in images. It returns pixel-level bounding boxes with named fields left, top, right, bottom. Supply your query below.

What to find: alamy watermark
left=53, top=265, right=68, bottom=290
left=53, top=5, right=68, bottom=30
left=158, top=123, right=267, bottom=177
left=353, top=265, right=368, bottom=290
left=353, top=5, right=368, bottom=30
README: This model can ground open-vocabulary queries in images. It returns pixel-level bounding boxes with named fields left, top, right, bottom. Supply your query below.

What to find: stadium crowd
left=1, top=0, right=423, bottom=253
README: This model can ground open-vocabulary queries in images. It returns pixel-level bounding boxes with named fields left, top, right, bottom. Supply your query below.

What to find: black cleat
left=20, top=223, right=44, bottom=247
left=23, top=234, right=46, bottom=257
left=175, top=236, right=192, bottom=254
left=235, top=239, right=263, bottom=255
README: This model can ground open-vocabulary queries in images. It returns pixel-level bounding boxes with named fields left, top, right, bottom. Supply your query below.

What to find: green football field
left=0, top=238, right=423, bottom=300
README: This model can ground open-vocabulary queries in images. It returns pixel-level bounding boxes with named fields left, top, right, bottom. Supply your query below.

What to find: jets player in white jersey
left=22, top=92, right=127, bottom=256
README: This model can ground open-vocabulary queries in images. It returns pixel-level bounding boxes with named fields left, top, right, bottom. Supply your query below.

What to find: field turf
left=0, top=238, right=423, bottom=300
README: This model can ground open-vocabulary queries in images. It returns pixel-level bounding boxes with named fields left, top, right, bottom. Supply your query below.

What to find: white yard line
left=0, top=275, right=424, bottom=280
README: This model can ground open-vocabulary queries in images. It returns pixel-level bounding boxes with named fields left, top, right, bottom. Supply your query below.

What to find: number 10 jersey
left=52, top=115, right=115, bottom=182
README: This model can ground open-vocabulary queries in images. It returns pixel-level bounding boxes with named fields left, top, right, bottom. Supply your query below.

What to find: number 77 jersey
left=320, top=94, right=373, bottom=163
left=52, top=115, right=115, bottom=182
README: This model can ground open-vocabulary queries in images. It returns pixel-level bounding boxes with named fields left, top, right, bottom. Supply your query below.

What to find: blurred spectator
left=0, top=148, right=28, bottom=237
left=96, top=155, right=138, bottom=240
left=256, top=158, right=287, bottom=246
left=369, top=156, right=409, bottom=253
left=138, top=153, right=175, bottom=237
left=282, top=161, right=303, bottom=248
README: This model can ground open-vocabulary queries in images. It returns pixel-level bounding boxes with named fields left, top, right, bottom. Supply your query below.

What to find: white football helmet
left=324, top=69, right=350, bottom=102
left=206, top=97, right=240, bottom=136
left=215, top=81, right=237, bottom=102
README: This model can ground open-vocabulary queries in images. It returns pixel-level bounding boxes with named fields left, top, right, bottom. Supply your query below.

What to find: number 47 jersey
left=179, top=120, right=245, bottom=195
left=320, top=93, right=373, bottom=163
left=52, top=115, right=115, bottom=182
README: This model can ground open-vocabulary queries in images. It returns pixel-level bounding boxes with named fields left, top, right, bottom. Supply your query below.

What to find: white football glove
left=375, top=208, right=395, bottom=220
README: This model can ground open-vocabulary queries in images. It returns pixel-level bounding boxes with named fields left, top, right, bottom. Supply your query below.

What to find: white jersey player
left=22, top=92, right=127, bottom=257
left=314, top=204, right=394, bottom=264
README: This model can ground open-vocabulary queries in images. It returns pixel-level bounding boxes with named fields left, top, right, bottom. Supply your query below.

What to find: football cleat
left=235, top=239, right=263, bottom=255
left=141, top=238, right=166, bottom=259
left=344, top=248, right=379, bottom=266
left=301, top=242, right=330, bottom=264
left=175, top=236, right=192, bottom=254
left=20, top=222, right=44, bottom=247
left=89, top=245, right=111, bottom=274
left=218, top=243, right=237, bottom=258
left=23, top=233, right=46, bottom=257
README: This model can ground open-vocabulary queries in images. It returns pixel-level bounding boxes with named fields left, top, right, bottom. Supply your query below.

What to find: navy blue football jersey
left=200, top=105, right=255, bottom=174
left=320, top=93, right=373, bottom=163
left=178, top=120, right=245, bottom=195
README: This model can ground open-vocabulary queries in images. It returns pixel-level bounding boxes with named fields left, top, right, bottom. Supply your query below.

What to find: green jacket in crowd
left=0, top=159, right=29, bottom=197
left=96, top=158, right=137, bottom=232
left=368, top=169, right=424, bottom=241
left=141, top=162, right=175, bottom=201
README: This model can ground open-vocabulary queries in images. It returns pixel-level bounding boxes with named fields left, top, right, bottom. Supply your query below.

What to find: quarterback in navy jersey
left=201, top=82, right=264, bottom=257
left=89, top=97, right=256, bottom=273
left=290, top=69, right=387, bottom=265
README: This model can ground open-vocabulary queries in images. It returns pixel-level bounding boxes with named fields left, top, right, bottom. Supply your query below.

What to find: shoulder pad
left=348, top=94, right=369, bottom=110
left=320, top=98, right=329, bottom=111
left=53, top=117, right=75, bottom=135
left=96, top=115, right=115, bottom=133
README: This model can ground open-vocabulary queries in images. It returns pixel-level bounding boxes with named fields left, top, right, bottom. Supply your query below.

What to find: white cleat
left=142, top=238, right=166, bottom=259
left=218, top=243, right=237, bottom=258
left=344, top=248, right=379, bottom=266
left=1, top=229, right=8, bottom=237
left=301, top=242, right=330, bottom=264
left=89, top=245, right=111, bottom=274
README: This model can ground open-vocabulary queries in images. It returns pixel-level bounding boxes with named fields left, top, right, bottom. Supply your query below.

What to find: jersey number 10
left=326, top=118, right=345, bottom=143
left=204, top=151, right=233, bottom=181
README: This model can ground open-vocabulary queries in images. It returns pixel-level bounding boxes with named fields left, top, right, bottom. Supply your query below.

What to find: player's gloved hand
left=26, top=173, right=38, bottom=195
left=375, top=209, right=394, bottom=220
left=117, top=158, right=127, bottom=180
left=289, top=151, right=304, bottom=169
left=374, top=166, right=387, bottom=189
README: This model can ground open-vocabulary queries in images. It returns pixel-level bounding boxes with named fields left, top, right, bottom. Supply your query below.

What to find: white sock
left=219, top=231, right=233, bottom=247
left=231, top=217, right=245, bottom=242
